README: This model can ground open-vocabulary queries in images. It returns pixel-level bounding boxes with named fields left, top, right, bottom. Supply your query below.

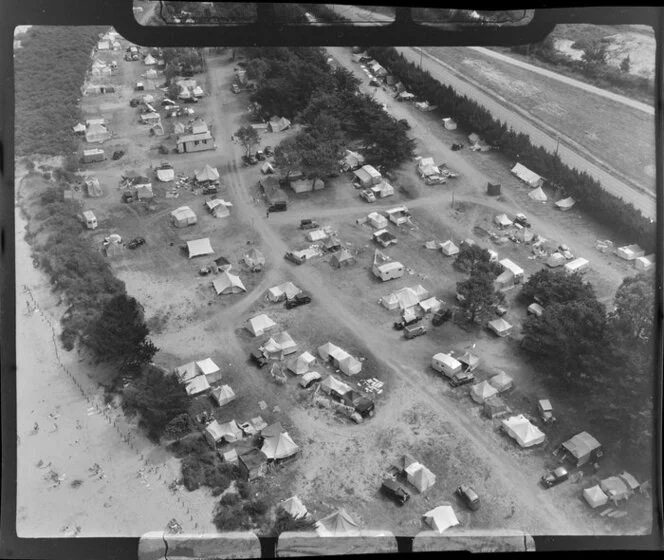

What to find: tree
left=620, top=55, right=631, bottom=73
left=520, top=268, right=596, bottom=307
left=84, top=294, right=157, bottom=370
left=121, top=365, right=189, bottom=442
left=235, top=125, right=260, bottom=156
left=163, top=412, right=193, bottom=441
left=274, top=137, right=303, bottom=179
left=454, top=244, right=500, bottom=275
left=580, top=40, right=607, bottom=67
left=268, top=509, right=317, bottom=536
left=456, top=269, right=505, bottom=323
left=521, top=299, right=607, bottom=375
left=610, top=273, right=654, bottom=342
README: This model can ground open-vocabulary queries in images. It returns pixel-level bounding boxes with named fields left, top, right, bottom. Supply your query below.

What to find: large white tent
left=315, top=509, right=360, bottom=537
left=279, top=496, right=308, bottom=519
left=187, top=238, right=214, bottom=259
left=267, top=282, right=301, bottom=302
left=528, top=186, right=548, bottom=202
left=440, top=240, right=460, bottom=256
left=583, top=485, right=609, bottom=509
left=405, top=462, right=436, bottom=493
left=489, top=371, right=514, bottom=393
left=501, top=414, right=545, bottom=447
left=261, top=430, right=300, bottom=461
left=185, top=375, right=211, bottom=396
left=211, top=385, right=236, bottom=407
left=511, top=163, right=544, bottom=187
left=287, top=351, right=317, bottom=375
left=213, top=271, right=246, bottom=295
left=246, top=314, right=277, bottom=337
left=195, top=164, right=220, bottom=183
left=423, top=505, right=459, bottom=534
left=470, top=381, right=498, bottom=404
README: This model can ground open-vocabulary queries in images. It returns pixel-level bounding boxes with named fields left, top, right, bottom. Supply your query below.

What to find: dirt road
left=324, top=5, right=656, bottom=219
left=202, top=54, right=591, bottom=535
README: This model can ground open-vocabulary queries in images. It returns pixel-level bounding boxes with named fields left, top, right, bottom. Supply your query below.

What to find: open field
left=14, top=27, right=653, bottom=539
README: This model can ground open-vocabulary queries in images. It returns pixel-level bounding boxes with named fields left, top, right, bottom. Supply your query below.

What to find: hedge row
left=366, top=46, right=655, bottom=253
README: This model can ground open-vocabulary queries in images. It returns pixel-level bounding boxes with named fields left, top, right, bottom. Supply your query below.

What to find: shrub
left=163, top=413, right=193, bottom=440
left=213, top=503, right=251, bottom=531
left=219, top=492, right=240, bottom=506
left=244, top=498, right=269, bottom=517
left=181, top=455, right=205, bottom=491
left=236, top=479, right=252, bottom=499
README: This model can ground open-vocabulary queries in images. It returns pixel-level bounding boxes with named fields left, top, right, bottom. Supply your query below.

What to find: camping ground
left=14, top=31, right=653, bottom=538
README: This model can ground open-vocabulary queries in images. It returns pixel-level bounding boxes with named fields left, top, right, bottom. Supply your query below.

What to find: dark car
left=250, top=348, right=268, bottom=369
left=121, top=191, right=134, bottom=203
left=182, top=96, right=198, bottom=104
left=456, top=485, right=481, bottom=511
left=343, top=391, right=375, bottom=418
left=201, top=185, right=218, bottom=195
left=284, top=251, right=305, bottom=265
left=449, top=371, right=475, bottom=387
left=285, top=293, right=312, bottom=309
left=381, top=478, right=410, bottom=506
left=431, top=308, right=453, bottom=326
left=299, top=219, right=319, bottom=230
left=393, top=315, right=421, bottom=331
left=127, top=237, right=146, bottom=250
left=129, top=98, right=140, bottom=107
left=541, top=466, right=569, bottom=489
left=269, top=201, right=287, bottom=212
left=404, top=325, right=427, bottom=339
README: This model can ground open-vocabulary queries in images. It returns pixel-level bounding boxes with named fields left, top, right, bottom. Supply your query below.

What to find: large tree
left=521, top=299, right=607, bottom=375
left=454, top=244, right=501, bottom=275
left=610, top=273, right=655, bottom=342
left=274, top=136, right=303, bottom=179
left=235, top=125, right=260, bottom=156
left=84, top=294, right=157, bottom=371
left=520, top=268, right=596, bottom=307
left=456, top=268, right=505, bottom=323
left=122, top=366, right=189, bottom=442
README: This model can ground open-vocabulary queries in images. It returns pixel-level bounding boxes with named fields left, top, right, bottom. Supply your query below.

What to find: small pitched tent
left=319, top=375, right=352, bottom=398
left=331, top=248, right=355, bottom=268
left=268, top=116, right=291, bottom=132
left=583, top=485, right=609, bottom=509
left=489, top=371, right=514, bottom=393
left=488, top=318, right=513, bottom=337
left=244, top=248, right=266, bottom=269
left=316, top=509, right=360, bottom=537
left=187, top=238, right=214, bottom=258
left=273, top=331, right=297, bottom=355
left=175, top=362, right=198, bottom=383
left=561, top=432, right=602, bottom=467
left=528, top=186, right=548, bottom=202
left=247, top=314, right=277, bottom=338
left=85, top=123, right=110, bottom=144
left=213, top=271, right=246, bottom=295
left=205, top=419, right=242, bottom=446
left=211, top=385, right=236, bottom=407
left=156, top=164, right=175, bottom=182
left=440, top=240, right=460, bottom=256
left=423, top=506, right=459, bottom=534
left=600, top=476, right=631, bottom=504
left=143, top=54, right=156, bottom=65
left=406, top=462, right=436, bottom=492
left=483, top=396, right=511, bottom=419
left=195, top=164, right=220, bottom=184
left=185, top=375, right=211, bottom=396
left=367, top=212, right=388, bottom=229
left=511, top=163, right=544, bottom=187
left=555, top=197, right=576, bottom=211
left=564, top=257, right=589, bottom=274
left=442, top=117, right=457, bottom=130
left=634, top=254, right=655, bottom=271
left=279, top=496, right=308, bottom=519
left=287, top=351, right=316, bottom=375
left=136, top=184, right=154, bottom=200
left=501, top=415, right=545, bottom=447
left=470, top=381, right=498, bottom=404
left=458, top=352, right=480, bottom=372
left=495, top=213, right=513, bottom=228
left=170, top=206, right=197, bottom=227
left=196, top=358, right=220, bottom=378
left=546, top=252, right=566, bottom=268
left=206, top=199, right=232, bottom=218
left=261, top=431, right=299, bottom=461
left=616, top=244, right=645, bottom=261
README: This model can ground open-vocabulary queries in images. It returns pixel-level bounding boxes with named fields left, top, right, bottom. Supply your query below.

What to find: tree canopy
left=456, top=269, right=505, bottom=323
left=454, top=244, right=501, bottom=275
left=520, top=268, right=596, bottom=307
left=122, top=366, right=189, bottom=442
left=235, top=125, right=260, bottom=156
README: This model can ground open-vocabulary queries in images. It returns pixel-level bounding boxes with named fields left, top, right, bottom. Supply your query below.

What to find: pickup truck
left=431, top=308, right=452, bottom=326
left=299, top=219, right=319, bottom=230
left=284, top=293, right=312, bottom=309
left=360, top=189, right=376, bottom=203
left=393, top=315, right=422, bottom=331
left=284, top=251, right=305, bottom=265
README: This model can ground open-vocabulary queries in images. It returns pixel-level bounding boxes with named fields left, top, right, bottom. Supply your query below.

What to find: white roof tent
left=511, top=163, right=544, bottom=188
left=353, top=165, right=382, bottom=186
left=499, top=258, right=524, bottom=278
left=187, top=238, right=214, bottom=259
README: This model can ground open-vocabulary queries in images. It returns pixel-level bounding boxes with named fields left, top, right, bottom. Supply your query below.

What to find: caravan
left=78, top=210, right=98, bottom=230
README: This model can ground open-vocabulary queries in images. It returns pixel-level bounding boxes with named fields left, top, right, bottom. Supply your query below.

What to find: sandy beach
left=14, top=176, right=218, bottom=537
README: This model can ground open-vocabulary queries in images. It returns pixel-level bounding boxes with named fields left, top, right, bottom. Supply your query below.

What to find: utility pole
left=555, top=137, right=560, bottom=156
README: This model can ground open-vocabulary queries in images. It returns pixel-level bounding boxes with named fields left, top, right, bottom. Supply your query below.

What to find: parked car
left=381, top=479, right=410, bottom=506
left=127, top=237, right=145, bottom=250
left=269, top=201, right=287, bottom=212
left=231, top=83, right=240, bottom=94
left=369, top=79, right=381, bottom=87
left=285, top=293, right=312, bottom=309
left=256, top=149, right=265, bottom=161
left=250, top=348, right=268, bottom=368
left=284, top=251, right=305, bottom=265
left=343, top=390, right=375, bottom=418
left=404, top=325, right=427, bottom=339
left=182, top=96, right=199, bottom=104
left=299, top=219, right=319, bottom=230
left=129, top=98, right=140, bottom=107
left=201, top=185, right=218, bottom=195
left=495, top=305, right=508, bottom=317
left=449, top=370, right=475, bottom=387
left=242, top=154, right=257, bottom=166
left=538, top=399, right=556, bottom=424
left=122, top=192, right=134, bottom=203
left=360, top=189, right=376, bottom=203
left=541, top=466, right=569, bottom=489
left=431, top=308, right=453, bottom=326
left=299, top=371, right=321, bottom=388
left=514, top=213, right=531, bottom=228
left=456, top=485, right=481, bottom=511
left=393, top=315, right=422, bottom=330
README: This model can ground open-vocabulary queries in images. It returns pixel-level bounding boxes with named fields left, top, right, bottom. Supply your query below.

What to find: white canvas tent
left=247, top=314, right=277, bottom=337
left=170, top=206, right=197, bottom=227
left=405, top=462, right=436, bottom=492
left=495, top=213, right=513, bottom=228
left=175, top=362, right=198, bottom=383
left=442, top=117, right=457, bottom=130
left=616, top=244, right=645, bottom=261
left=287, top=351, right=317, bottom=375
left=634, top=254, right=655, bottom=271
left=489, top=371, right=514, bottom=392
left=206, top=199, right=232, bottom=218
left=85, top=123, right=110, bottom=144
left=213, top=271, right=246, bottom=295
left=187, top=238, right=214, bottom=258
left=353, top=165, right=382, bottom=187
left=511, top=163, right=544, bottom=187
left=316, top=509, right=360, bottom=537
left=211, top=385, right=236, bottom=407
left=319, top=375, right=352, bottom=398
left=470, top=381, right=498, bottom=404
left=143, top=53, right=156, bottom=65
left=418, top=297, right=442, bottom=314
left=272, top=331, right=297, bottom=355
left=268, top=116, right=291, bottom=132
left=546, top=252, right=566, bottom=268
left=555, top=197, right=576, bottom=211
left=307, top=229, right=328, bottom=242
left=267, top=282, right=301, bottom=302
left=501, top=414, right=545, bottom=447
left=367, top=212, right=388, bottom=229
left=340, top=149, right=365, bottom=171
left=205, top=419, right=242, bottom=446
left=261, top=431, right=299, bottom=461
left=440, top=240, right=460, bottom=256
left=564, top=257, right=589, bottom=273
left=528, top=186, right=548, bottom=202
left=600, top=476, right=631, bottom=504
left=156, top=165, right=174, bottom=182
left=196, top=358, right=220, bottom=377
left=185, top=375, right=211, bottom=396
left=488, top=318, right=513, bottom=337
left=423, top=506, right=459, bottom=534
left=279, top=496, right=308, bottom=519
left=583, top=485, right=609, bottom=509
left=195, top=164, right=220, bottom=183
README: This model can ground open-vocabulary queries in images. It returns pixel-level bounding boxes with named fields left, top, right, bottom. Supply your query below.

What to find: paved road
left=468, top=47, right=654, bottom=116
left=327, top=5, right=656, bottom=220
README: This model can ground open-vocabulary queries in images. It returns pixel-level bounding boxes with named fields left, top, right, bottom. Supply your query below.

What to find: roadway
left=326, top=5, right=656, bottom=220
